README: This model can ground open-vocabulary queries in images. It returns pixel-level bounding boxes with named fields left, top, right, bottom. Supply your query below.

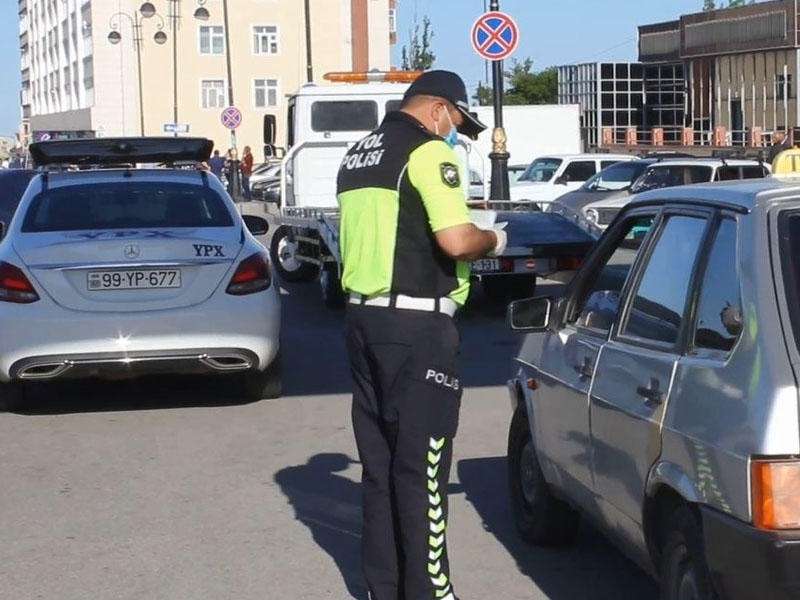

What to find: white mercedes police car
left=0, top=137, right=281, bottom=410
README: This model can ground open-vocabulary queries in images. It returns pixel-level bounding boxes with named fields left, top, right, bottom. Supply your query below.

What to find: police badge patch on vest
left=439, top=163, right=460, bottom=188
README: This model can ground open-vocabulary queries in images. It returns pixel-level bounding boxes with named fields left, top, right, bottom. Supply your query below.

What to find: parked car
left=509, top=153, right=636, bottom=209
left=0, top=137, right=282, bottom=411
left=506, top=173, right=800, bottom=600
left=0, top=169, right=38, bottom=240
left=550, top=158, right=659, bottom=217
left=582, top=158, right=770, bottom=230
left=251, top=166, right=281, bottom=205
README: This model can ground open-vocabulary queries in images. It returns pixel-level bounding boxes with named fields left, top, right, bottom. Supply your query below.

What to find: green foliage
left=504, top=59, right=558, bottom=105
left=471, top=59, right=558, bottom=106
left=703, top=0, right=755, bottom=10
left=401, top=16, right=435, bottom=70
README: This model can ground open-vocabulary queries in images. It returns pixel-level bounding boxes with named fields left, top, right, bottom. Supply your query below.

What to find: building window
left=253, top=25, right=279, bottom=54
left=201, top=79, right=226, bottom=108
left=199, top=25, right=224, bottom=55
left=388, top=9, right=397, bottom=34
left=254, top=78, right=278, bottom=108
left=775, top=74, right=793, bottom=100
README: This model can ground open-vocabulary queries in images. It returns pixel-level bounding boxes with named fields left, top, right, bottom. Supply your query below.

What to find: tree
left=473, top=83, right=493, bottom=106
left=401, top=16, right=435, bottom=70
left=703, top=0, right=755, bottom=10
left=504, top=59, right=558, bottom=105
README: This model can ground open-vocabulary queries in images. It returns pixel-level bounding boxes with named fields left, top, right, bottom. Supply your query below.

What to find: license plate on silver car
left=87, top=269, right=182, bottom=290
left=472, top=258, right=500, bottom=273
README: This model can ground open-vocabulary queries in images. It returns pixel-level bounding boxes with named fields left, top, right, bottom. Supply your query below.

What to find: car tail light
left=751, top=458, right=800, bottom=529
left=0, top=261, right=39, bottom=303
left=226, top=251, right=271, bottom=295
left=556, top=255, right=583, bottom=271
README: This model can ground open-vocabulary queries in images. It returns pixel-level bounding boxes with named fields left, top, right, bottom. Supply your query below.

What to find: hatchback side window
left=562, top=161, right=596, bottom=183
left=691, top=219, right=741, bottom=354
left=619, top=215, right=708, bottom=346
left=570, top=215, right=655, bottom=333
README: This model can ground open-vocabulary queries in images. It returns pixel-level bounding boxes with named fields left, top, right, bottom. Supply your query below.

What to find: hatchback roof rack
left=28, top=137, right=214, bottom=168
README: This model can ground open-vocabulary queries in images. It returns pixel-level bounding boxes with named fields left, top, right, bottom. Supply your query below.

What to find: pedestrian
left=208, top=149, right=225, bottom=180
left=223, top=148, right=235, bottom=196
left=240, top=145, right=254, bottom=200
left=768, top=129, right=791, bottom=164
left=336, top=69, right=506, bottom=600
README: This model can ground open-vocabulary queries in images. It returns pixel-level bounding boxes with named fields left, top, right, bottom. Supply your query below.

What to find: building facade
left=18, top=0, right=396, bottom=159
left=639, top=0, right=800, bottom=146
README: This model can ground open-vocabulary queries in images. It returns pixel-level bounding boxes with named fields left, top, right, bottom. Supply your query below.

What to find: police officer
left=336, top=70, right=507, bottom=600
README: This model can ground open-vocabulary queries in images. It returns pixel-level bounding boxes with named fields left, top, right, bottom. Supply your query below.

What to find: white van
left=509, top=153, right=635, bottom=208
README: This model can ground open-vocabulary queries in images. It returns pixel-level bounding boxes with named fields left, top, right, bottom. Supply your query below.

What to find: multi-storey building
left=18, top=0, right=397, bottom=160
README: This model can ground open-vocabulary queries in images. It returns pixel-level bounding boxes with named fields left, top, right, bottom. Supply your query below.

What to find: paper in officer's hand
left=469, top=209, right=497, bottom=230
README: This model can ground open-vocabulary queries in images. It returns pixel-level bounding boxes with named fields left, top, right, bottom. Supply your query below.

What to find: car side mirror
left=242, top=214, right=269, bottom=236
left=507, top=296, right=553, bottom=331
left=555, top=175, right=568, bottom=185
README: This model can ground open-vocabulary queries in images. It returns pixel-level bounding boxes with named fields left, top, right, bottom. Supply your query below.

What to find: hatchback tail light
left=226, top=251, right=272, bottom=295
left=0, top=261, right=40, bottom=303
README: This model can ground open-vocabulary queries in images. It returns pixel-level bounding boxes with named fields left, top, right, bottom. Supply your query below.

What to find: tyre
left=321, top=264, right=346, bottom=310
left=659, top=505, right=717, bottom=600
left=269, top=226, right=318, bottom=283
left=507, top=408, right=580, bottom=545
left=482, top=274, right=537, bottom=305
left=241, top=352, right=283, bottom=401
left=0, top=381, right=24, bottom=412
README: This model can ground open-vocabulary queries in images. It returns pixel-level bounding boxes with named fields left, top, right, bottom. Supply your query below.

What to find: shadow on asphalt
left=457, top=456, right=659, bottom=600
left=12, top=374, right=256, bottom=415
left=274, top=452, right=465, bottom=600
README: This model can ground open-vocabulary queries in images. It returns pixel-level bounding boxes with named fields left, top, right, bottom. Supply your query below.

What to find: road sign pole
left=489, top=0, right=510, bottom=201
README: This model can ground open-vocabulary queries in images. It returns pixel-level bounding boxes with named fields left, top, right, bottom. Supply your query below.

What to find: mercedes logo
left=124, top=244, right=140, bottom=259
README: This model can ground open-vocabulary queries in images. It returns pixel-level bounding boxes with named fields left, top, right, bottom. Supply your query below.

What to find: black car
left=0, top=169, right=38, bottom=238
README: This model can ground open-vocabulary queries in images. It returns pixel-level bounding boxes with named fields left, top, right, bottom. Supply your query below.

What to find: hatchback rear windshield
left=21, top=181, right=234, bottom=232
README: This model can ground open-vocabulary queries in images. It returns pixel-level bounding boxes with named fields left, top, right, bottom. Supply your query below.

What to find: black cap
left=403, top=70, right=487, bottom=140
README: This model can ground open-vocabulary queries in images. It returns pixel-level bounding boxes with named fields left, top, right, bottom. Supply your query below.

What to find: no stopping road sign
left=471, top=11, right=519, bottom=61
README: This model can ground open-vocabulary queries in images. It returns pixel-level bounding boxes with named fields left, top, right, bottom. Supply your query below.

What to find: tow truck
left=264, top=71, right=597, bottom=308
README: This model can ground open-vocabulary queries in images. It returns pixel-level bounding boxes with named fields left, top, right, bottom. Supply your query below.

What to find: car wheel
left=269, top=226, right=318, bottom=283
left=660, top=506, right=717, bottom=600
left=321, top=264, right=346, bottom=310
left=482, top=274, right=537, bottom=305
left=507, top=408, right=580, bottom=545
left=0, top=381, right=24, bottom=412
left=241, top=352, right=283, bottom=401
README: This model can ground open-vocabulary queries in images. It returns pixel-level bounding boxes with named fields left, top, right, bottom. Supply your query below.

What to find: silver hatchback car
left=507, top=176, right=800, bottom=599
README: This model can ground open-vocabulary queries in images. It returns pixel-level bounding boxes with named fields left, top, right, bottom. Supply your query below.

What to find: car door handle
left=636, top=377, right=665, bottom=405
left=573, top=356, right=593, bottom=379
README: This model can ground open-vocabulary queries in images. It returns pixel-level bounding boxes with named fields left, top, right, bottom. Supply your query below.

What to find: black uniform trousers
left=345, top=304, right=462, bottom=600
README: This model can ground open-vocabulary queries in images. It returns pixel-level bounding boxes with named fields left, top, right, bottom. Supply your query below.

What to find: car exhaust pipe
left=17, top=361, right=73, bottom=379
left=199, top=353, right=253, bottom=372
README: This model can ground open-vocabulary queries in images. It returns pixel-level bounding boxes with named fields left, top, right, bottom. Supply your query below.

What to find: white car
left=509, top=153, right=636, bottom=209
left=0, top=137, right=282, bottom=410
left=581, top=158, right=771, bottom=230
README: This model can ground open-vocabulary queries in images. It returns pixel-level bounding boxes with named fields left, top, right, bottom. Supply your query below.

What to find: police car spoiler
left=29, top=137, right=214, bottom=168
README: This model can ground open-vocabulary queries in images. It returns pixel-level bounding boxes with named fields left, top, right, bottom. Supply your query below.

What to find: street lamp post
left=108, top=2, right=167, bottom=136
left=487, top=0, right=510, bottom=201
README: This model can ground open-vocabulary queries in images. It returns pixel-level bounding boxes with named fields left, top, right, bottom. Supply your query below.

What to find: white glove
left=488, top=224, right=507, bottom=257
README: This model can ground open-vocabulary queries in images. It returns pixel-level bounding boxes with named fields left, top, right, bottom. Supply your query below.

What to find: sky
left=0, top=0, right=711, bottom=139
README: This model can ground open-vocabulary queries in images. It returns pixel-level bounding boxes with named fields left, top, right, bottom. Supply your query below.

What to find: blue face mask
left=439, top=109, right=458, bottom=148
left=436, top=112, right=458, bottom=148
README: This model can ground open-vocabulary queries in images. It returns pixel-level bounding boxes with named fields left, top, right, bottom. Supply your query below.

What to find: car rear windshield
left=21, top=181, right=234, bottom=232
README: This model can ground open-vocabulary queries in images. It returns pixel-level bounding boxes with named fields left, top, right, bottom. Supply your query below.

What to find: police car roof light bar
left=323, top=70, right=422, bottom=83
left=29, top=137, right=214, bottom=168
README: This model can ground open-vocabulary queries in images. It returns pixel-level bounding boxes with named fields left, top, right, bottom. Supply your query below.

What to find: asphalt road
left=0, top=207, right=658, bottom=599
